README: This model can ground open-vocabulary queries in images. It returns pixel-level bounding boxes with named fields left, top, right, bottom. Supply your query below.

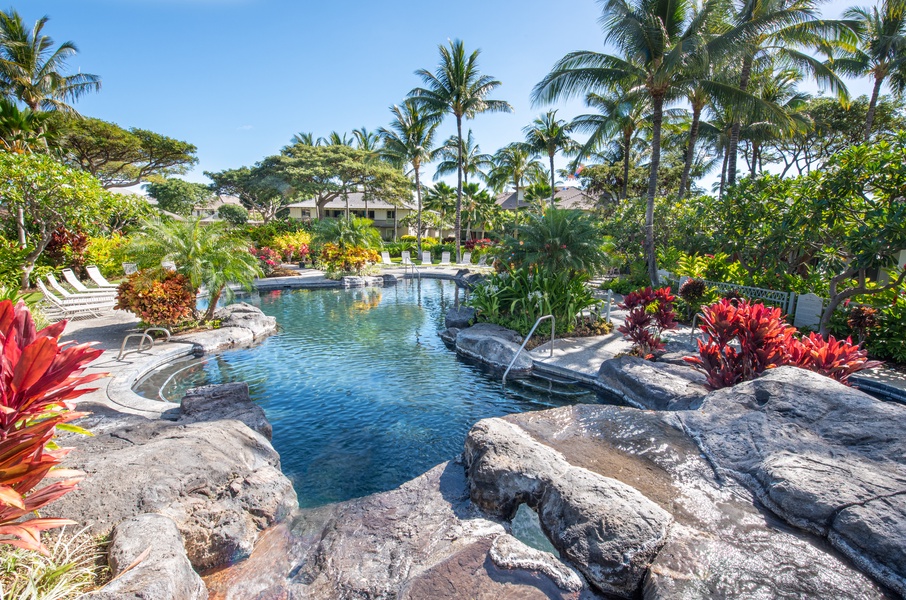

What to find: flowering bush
left=464, top=238, right=494, bottom=250
left=44, top=227, right=88, bottom=274
left=318, top=243, right=379, bottom=276
left=271, top=230, right=312, bottom=262
left=115, top=269, right=196, bottom=327
left=617, top=287, right=678, bottom=358
left=0, top=300, right=103, bottom=554
left=249, top=246, right=280, bottom=276
left=685, top=298, right=881, bottom=389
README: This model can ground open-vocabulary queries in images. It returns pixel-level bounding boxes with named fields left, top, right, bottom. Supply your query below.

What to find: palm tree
left=487, top=143, right=544, bottom=207
left=433, top=129, right=494, bottom=188
left=721, top=0, right=854, bottom=187
left=570, top=85, right=649, bottom=200
left=290, top=131, right=319, bottom=146
left=128, top=218, right=262, bottom=323
left=410, top=39, right=512, bottom=262
left=320, top=131, right=354, bottom=146
left=836, top=0, right=906, bottom=140
left=523, top=110, right=578, bottom=209
left=503, top=209, right=611, bottom=277
left=533, top=0, right=721, bottom=286
left=423, top=182, right=456, bottom=240
left=0, top=10, right=100, bottom=113
left=379, top=100, right=441, bottom=253
left=313, top=216, right=383, bottom=250
left=353, top=127, right=382, bottom=152
left=0, top=97, right=49, bottom=153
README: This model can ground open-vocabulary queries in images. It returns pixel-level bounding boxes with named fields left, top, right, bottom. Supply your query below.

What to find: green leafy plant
left=0, top=237, right=28, bottom=289
left=317, top=244, right=379, bottom=277
left=0, top=300, right=103, bottom=555
left=217, top=204, right=249, bottom=226
left=114, top=269, right=195, bottom=327
left=83, top=234, right=129, bottom=279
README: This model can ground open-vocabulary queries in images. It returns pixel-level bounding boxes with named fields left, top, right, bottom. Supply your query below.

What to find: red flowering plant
left=282, top=243, right=310, bottom=263
left=617, top=287, right=678, bottom=359
left=0, top=300, right=104, bottom=554
left=685, top=298, right=881, bottom=389
left=249, top=246, right=280, bottom=276
left=464, top=238, right=494, bottom=250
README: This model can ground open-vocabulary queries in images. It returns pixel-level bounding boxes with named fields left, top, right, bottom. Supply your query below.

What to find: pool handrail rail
left=502, top=314, right=555, bottom=384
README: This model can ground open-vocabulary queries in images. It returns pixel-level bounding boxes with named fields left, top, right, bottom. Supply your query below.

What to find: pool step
left=510, top=376, right=590, bottom=398
left=530, top=372, right=581, bottom=386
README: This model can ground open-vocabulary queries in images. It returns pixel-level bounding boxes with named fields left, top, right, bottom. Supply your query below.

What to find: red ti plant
left=617, top=287, right=678, bottom=359
left=0, top=300, right=104, bottom=554
left=686, top=298, right=881, bottom=389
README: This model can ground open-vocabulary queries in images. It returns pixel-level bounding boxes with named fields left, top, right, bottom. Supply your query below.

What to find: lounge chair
left=161, top=261, right=176, bottom=271
left=381, top=251, right=393, bottom=265
left=458, top=252, right=472, bottom=266
left=476, top=255, right=488, bottom=267
left=401, top=251, right=411, bottom=265
left=122, top=262, right=137, bottom=275
left=439, top=252, right=451, bottom=266
left=421, top=251, right=432, bottom=265
left=85, top=265, right=118, bottom=288
left=50, top=274, right=115, bottom=300
left=37, top=281, right=113, bottom=319
left=62, top=269, right=116, bottom=296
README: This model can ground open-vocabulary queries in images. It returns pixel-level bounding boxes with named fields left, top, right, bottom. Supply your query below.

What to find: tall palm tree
left=835, top=0, right=906, bottom=139
left=570, top=85, right=649, bottom=200
left=487, top=143, right=545, bottom=207
left=128, top=218, right=262, bottom=323
left=533, top=0, right=720, bottom=285
left=410, top=39, right=512, bottom=262
left=320, top=131, right=354, bottom=146
left=0, top=10, right=100, bottom=113
left=379, top=99, right=440, bottom=252
left=721, top=0, right=854, bottom=187
left=290, top=131, right=319, bottom=146
left=423, top=182, right=457, bottom=240
left=353, top=127, right=382, bottom=152
left=523, top=110, right=578, bottom=210
left=433, top=129, right=494, bottom=189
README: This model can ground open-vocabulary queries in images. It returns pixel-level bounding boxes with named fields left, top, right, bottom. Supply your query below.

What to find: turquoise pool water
left=135, top=279, right=602, bottom=508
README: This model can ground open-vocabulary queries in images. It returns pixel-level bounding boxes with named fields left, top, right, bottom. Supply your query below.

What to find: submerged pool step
left=530, top=372, right=581, bottom=386
left=510, top=376, right=590, bottom=398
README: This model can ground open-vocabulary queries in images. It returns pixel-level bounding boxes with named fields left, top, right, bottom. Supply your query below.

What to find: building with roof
left=286, top=192, right=421, bottom=240
left=495, top=187, right=598, bottom=212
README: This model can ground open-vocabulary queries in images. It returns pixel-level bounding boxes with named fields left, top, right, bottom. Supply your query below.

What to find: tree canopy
left=145, top=178, right=213, bottom=217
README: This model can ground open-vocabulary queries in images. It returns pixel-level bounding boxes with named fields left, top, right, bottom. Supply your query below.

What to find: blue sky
left=20, top=0, right=868, bottom=187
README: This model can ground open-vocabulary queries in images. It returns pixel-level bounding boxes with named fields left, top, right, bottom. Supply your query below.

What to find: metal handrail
left=143, top=326, right=171, bottom=342
left=502, top=314, right=555, bottom=384
left=117, top=333, right=154, bottom=361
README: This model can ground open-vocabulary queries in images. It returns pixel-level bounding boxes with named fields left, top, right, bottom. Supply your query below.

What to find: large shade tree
left=206, top=163, right=291, bottom=223
left=379, top=99, right=440, bottom=253
left=410, top=39, right=512, bottom=262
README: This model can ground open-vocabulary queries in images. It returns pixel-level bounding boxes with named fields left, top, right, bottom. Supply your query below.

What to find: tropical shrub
left=115, top=270, right=196, bottom=327
left=44, top=227, right=88, bottom=274
left=846, top=305, right=880, bottom=345
left=0, top=300, right=103, bottom=555
left=468, top=267, right=597, bottom=336
left=242, top=219, right=310, bottom=248
left=84, top=234, right=129, bottom=279
left=617, top=287, right=678, bottom=358
left=271, top=230, right=312, bottom=262
left=464, top=238, right=494, bottom=250
left=313, top=218, right=382, bottom=251
left=831, top=287, right=906, bottom=363
left=685, top=299, right=881, bottom=389
left=317, top=243, right=379, bottom=277
left=0, top=238, right=27, bottom=289
left=249, top=246, right=280, bottom=276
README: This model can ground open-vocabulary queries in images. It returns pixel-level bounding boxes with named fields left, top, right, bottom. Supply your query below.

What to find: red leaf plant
left=617, top=287, right=678, bottom=359
left=685, top=298, right=881, bottom=389
left=0, top=300, right=104, bottom=554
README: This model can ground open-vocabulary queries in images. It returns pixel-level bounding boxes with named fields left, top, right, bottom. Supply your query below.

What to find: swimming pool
left=135, top=279, right=603, bottom=508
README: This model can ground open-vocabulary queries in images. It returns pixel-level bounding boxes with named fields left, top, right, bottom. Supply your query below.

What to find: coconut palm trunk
left=548, top=151, right=557, bottom=210
left=455, top=116, right=464, bottom=263
left=414, top=160, right=423, bottom=255
left=726, top=55, right=754, bottom=188
left=621, top=131, right=632, bottom=200
left=865, top=72, right=885, bottom=141
left=678, top=104, right=702, bottom=201
left=205, top=285, right=226, bottom=322
left=646, top=95, right=665, bottom=287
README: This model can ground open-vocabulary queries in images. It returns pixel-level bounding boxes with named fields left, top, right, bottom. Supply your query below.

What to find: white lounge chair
left=381, top=251, right=392, bottom=265
left=161, top=261, right=176, bottom=271
left=439, top=252, right=451, bottom=266
left=50, top=274, right=114, bottom=300
left=122, top=262, right=137, bottom=275
left=421, top=251, right=432, bottom=265
left=458, top=252, right=472, bottom=266
left=401, top=251, right=411, bottom=265
left=62, top=269, right=116, bottom=296
left=476, top=255, right=488, bottom=267
left=37, top=281, right=113, bottom=318
left=85, top=265, right=118, bottom=288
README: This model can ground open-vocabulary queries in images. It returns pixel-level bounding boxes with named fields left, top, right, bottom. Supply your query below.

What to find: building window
left=386, top=210, right=395, bottom=219
left=331, top=210, right=344, bottom=218
left=367, top=210, right=375, bottom=220
left=300, top=209, right=311, bottom=218
left=351, top=210, right=365, bottom=218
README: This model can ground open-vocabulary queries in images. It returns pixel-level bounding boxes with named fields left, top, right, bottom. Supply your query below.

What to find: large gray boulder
left=203, top=461, right=603, bottom=598
left=50, top=401, right=297, bottom=572
left=596, top=355, right=707, bottom=410
left=502, top=404, right=889, bottom=599
left=444, top=305, right=476, bottom=329
left=464, top=418, right=672, bottom=598
left=455, top=322, right=531, bottom=371
left=179, top=381, right=272, bottom=440
left=679, top=367, right=906, bottom=596
left=87, top=514, right=207, bottom=600
left=214, top=302, right=277, bottom=337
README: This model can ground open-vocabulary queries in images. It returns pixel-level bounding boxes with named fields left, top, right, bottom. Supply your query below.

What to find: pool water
left=135, top=279, right=603, bottom=508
